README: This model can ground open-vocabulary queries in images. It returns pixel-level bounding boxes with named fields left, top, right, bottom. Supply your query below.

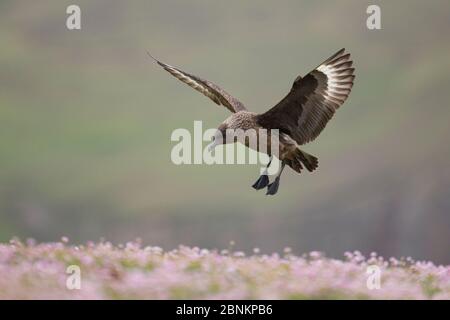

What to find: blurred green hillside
left=1, top=1, right=449, bottom=262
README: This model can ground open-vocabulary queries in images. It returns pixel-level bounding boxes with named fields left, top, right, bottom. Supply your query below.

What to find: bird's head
left=207, top=122, right=230, bottom=152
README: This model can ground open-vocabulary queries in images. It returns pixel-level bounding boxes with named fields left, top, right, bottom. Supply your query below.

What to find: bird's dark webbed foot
left=266, top=177, right=281, bottom=195
left=252, top=174, right=270, bottom=190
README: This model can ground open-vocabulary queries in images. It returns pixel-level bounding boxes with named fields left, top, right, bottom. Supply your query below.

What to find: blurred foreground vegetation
left=1, top=240, right=449, bottom=299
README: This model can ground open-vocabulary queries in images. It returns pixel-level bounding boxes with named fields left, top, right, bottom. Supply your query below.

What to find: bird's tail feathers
left=287, top=149, right=318, bottom=173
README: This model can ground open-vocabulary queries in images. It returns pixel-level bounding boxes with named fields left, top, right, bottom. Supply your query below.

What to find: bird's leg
left=252, top=157, right=272, bottom=190
left=266, top=161, right=286, bottom=195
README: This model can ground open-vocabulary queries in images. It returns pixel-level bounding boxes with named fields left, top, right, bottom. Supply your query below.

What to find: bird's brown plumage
left=147, top=52, right=246, bottom=113
left=257, top=48, right=355, bottom=145
left=150, top=48, right=355, bottom=195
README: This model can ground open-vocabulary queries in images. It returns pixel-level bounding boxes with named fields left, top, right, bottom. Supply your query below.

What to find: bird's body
left=220, top=111, right=298, bottom=159
left=149, top=49, right=355, bottom=195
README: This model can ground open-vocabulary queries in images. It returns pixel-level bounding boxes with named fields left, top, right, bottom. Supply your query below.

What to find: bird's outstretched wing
left=257, top=48, right=355, bottom=145
left=148, top=52, right=246, bottom=113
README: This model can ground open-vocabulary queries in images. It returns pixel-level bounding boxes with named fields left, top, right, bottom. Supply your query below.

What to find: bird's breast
left=238, top=129, right=295, bottom=158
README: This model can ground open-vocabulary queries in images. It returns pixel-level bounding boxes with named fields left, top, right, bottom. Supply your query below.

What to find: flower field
left=0, top=239, right=448, bottom=299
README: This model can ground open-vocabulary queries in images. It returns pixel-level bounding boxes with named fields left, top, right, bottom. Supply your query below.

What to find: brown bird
left=149, top=48, right=355, bottom=195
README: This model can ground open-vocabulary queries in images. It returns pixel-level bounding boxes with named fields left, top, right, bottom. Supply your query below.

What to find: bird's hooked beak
left=207, top=130, right=223, bottom=153
left=207, top=137, right=218, bottom=153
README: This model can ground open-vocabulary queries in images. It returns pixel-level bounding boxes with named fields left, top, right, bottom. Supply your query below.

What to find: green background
left=1, top=1, right=449, bottom=263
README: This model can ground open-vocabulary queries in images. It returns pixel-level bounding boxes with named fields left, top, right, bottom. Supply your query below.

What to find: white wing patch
left=317, top=50, right=354, bottom=107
